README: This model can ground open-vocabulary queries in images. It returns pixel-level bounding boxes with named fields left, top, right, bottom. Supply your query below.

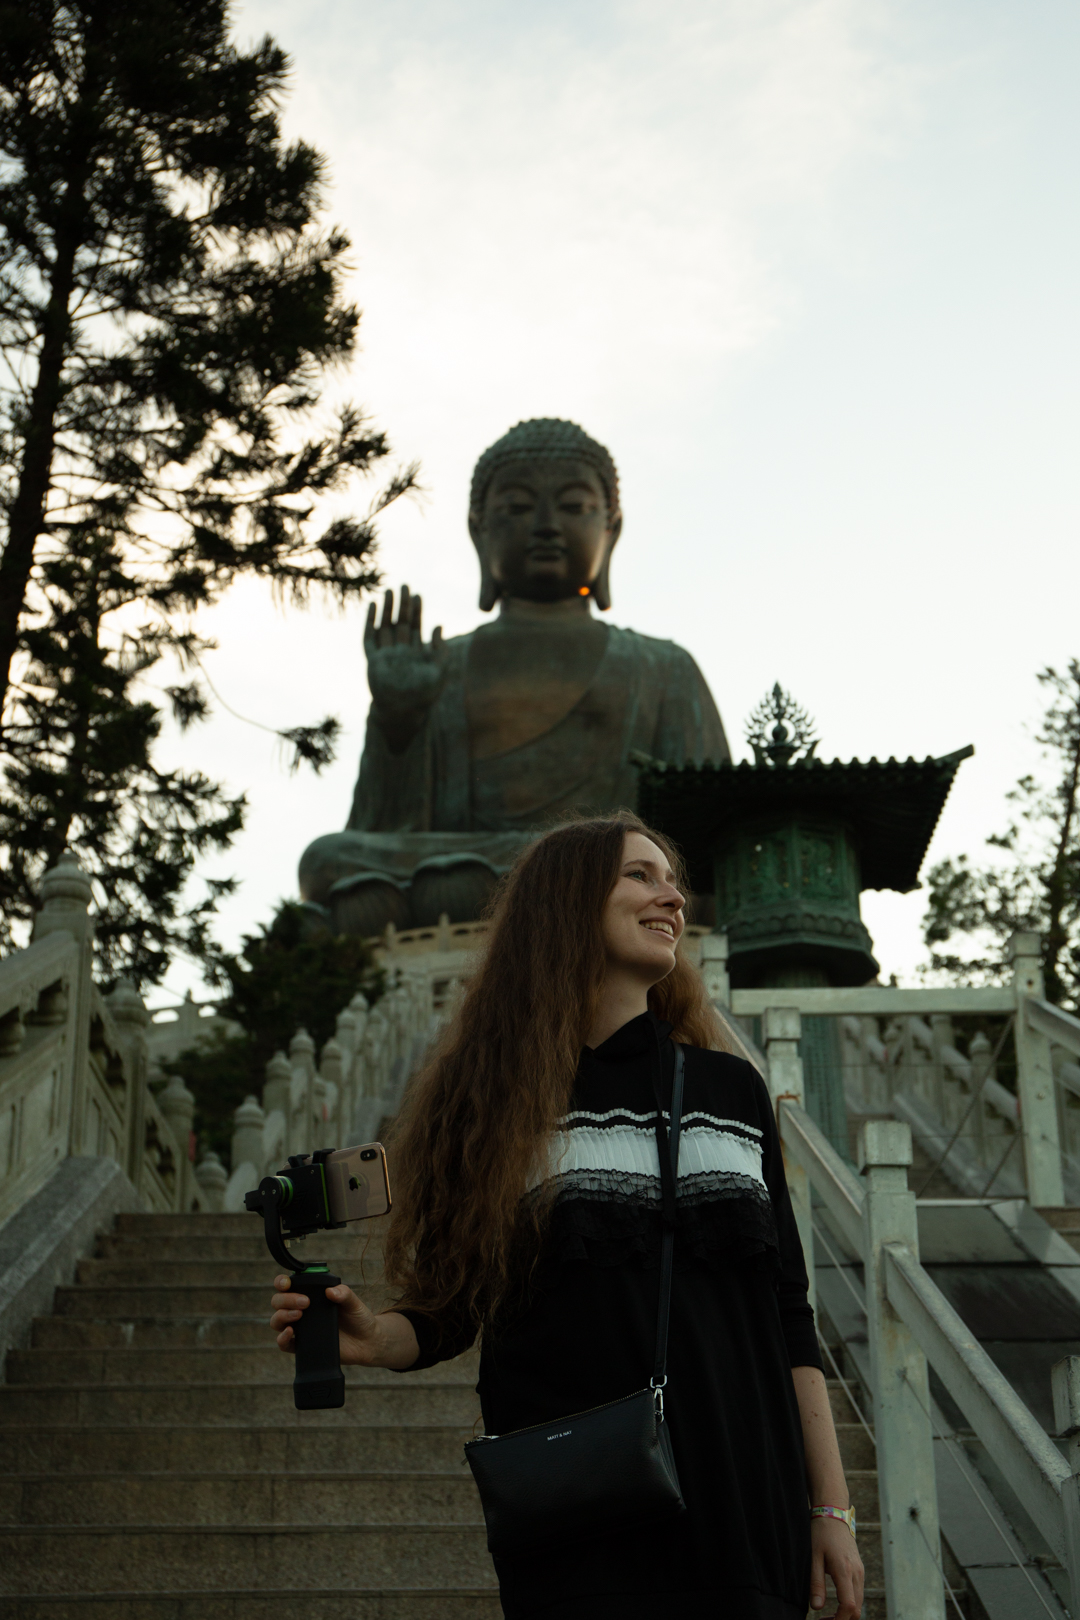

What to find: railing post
left=194, top=1150, right=227, bottom=1212
left=319, top=1037, right=343, bottom=1144
left=106, top=980, right=151, bottom=1193
left=1011, top=931, right=1065, bottom=1207
left=263, top=1051, right=291, bottom=1121
left=764, top=1006, right=814, bottom=1315
left=231, top=1095, right=266, bottom=1177
left=32, top=853, right=94, bottom=1156
left=290, top=1028, right=316, bottom=1153
left=1051, top=1356, right=1080, bottom=1617
left=859, top=1119, right=944, bottom=1620
left=700, top=931, right=730, bottom=1007
left=158, top=1073, right=195, bottom=1211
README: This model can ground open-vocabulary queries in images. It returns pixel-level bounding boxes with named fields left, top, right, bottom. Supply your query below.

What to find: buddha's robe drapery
left=298, top=624, right=729, bottom=905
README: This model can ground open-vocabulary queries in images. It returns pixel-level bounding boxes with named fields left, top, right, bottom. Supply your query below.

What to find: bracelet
left=810, top=1504, right=857, bottom=1540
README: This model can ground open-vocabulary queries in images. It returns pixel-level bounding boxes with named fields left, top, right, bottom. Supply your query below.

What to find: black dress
left=400, top=1011, right=822, bottom=1619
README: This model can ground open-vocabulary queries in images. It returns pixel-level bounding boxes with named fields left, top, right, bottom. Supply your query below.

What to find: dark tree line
left=923, top=661, right=1080, bottom=1010
left=0, top=0, right=412, bottom=984
left=163, top=902, right=382, bottom=1159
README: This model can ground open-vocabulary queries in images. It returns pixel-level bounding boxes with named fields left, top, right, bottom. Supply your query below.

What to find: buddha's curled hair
left=382, top=811, right=736, bottom=1342
left=468, top=418, right=620, bottom=520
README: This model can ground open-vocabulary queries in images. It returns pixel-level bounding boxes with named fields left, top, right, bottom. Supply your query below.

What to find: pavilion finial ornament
left=745, top=684, right=818, bottom=767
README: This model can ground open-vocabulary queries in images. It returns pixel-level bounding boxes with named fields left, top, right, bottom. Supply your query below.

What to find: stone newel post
left=763, top=1006, right=814, bottom=1315
left=1010, top=931, right=1065, bottom=1207
left=859, top=1119, right=944, bottom=1620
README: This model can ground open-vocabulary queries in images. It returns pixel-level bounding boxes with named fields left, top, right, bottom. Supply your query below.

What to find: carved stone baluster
left=158, top=1073, right=196, bottom=1210
left=232, top=1095, right=266, bottom=1177
left=263, top=1050, right=291, bottom=1122
left=106, top=979, right=151, bottom=1194
left=32, top=853, right=94, bottom=1155
left=194, top=1150, right=228, bottom=1212
left=319, top=1037, right=343, bottom=1144
left=289, top=1029, right=316, bottom=1154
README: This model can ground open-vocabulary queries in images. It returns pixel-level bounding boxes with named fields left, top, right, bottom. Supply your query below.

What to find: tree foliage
left=922, top=662, right=1080, bottom=1008
left=0, top=0, right=413, bottom=980
left=164, top=901, right=383, bottom=1158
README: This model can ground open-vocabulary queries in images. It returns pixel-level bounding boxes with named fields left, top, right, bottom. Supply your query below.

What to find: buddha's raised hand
left=363, top=586, right=449, bottom=753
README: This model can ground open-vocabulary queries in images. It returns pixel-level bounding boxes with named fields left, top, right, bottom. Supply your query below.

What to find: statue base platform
left=298, top=829, right=535, bottom=938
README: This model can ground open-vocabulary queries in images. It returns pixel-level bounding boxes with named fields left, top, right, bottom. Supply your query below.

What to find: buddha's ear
left=469, top=508, right=500, bottom=612
left=592, top=514, right=621, bottom=612
left=478, top=558, right=499, bottom=612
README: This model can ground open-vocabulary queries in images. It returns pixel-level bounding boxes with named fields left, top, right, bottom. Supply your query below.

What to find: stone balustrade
left=0, top=855, right=208, bottom=1227
left=213, top=939, right=472, bottom=1211
left=725, top=929, right=1080, bottom=1207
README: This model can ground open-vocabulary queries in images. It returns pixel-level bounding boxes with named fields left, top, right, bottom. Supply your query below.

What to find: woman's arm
left=270, top=1276, right=420, bottom=1370
left=792, top=1364, right=864, bottom=1620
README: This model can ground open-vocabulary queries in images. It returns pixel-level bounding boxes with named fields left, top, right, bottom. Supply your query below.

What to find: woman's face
left=600, top=832, right=686, bottom=982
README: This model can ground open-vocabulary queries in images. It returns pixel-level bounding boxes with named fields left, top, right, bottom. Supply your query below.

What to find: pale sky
left=150, top=0, right=1079, bottom=1005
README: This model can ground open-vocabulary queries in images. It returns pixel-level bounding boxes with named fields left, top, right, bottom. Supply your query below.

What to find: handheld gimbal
left=245, top=1142, right=391, bottom=1410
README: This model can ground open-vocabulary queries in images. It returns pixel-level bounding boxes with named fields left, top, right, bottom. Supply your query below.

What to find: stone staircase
left=0, top=1212, right=499, bottom=1617
left=0, top=1211, right=885, bottom=1618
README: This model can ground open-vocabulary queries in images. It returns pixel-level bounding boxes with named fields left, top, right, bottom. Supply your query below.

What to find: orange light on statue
left=578, top=586, right=590, bottom=596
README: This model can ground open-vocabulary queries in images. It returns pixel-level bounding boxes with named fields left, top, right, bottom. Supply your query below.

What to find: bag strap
left=651, top=1040, right=684, bottom=1393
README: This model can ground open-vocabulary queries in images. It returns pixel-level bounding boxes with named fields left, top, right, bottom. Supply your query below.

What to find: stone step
left=1, top=1602, right=889, bottom=1620
left=0, top=1523, right=498, bottom=1595
left=826, top=1381, right=860, bottom=1424
left=5, top=1348, right=479, bottom=1388
left=1, top=1381, right=862, bottom=1452
left=0, top=1472, right=485, bottom=1527
left=0, top=1381, right=482, bottom=1428
left=1033, top=1206, right=1080, bottom=1233
left=834, top=1424, right=875, bottom=1470
left=0, top=1475, right=884, bottom=1552
left=115, top=1212, right=284, bottom=1234
left=54, top=1284, right=390, bottom=1318
left=0, top=1588, right=502, bottom=1619
left=31, top=1316, right=277, bottom=1349
left=98, top=1233, right=385, bottom=1263
left=844, top=1470, right=878, bottom=1518
left=76, top=1258, right=363, bottom=1287
left=0, top=1521, right=882, bottom=1599
left=1, top=1424, right=477, bottom=1475
left=114, top=1212, right=391, bottom=1238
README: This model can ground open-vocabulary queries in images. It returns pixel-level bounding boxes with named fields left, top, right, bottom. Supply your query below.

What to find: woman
left=270, top=813, right=864, bottom=1619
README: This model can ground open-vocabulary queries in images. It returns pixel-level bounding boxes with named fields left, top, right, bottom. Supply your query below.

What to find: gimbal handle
left=246, top=1175, right=345, bottom=1410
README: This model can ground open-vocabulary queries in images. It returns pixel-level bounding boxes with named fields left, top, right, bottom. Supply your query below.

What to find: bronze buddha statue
left=298, top=419, right=730, bottom=934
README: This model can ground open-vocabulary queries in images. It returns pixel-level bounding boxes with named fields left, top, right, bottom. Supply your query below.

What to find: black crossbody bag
left=464, top=1042, right=687, bottom=1556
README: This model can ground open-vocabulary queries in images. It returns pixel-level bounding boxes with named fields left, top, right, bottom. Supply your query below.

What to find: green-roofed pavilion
left=634, top=684, right=973, bottom=1158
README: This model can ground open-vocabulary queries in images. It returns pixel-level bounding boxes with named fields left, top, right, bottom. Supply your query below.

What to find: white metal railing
left=722, top=930, right=1080, bottom=1209
left=764, top=1005, right=1080, bottom=1619
left=0, top=855, right=206, bottom=1227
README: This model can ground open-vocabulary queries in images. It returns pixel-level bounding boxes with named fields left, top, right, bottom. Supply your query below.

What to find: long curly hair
left=382, top=811, right=734, bottom=1338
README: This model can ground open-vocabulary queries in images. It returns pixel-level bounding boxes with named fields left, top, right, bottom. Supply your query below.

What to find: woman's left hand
left=809, top=1514, right=863, bottom=1619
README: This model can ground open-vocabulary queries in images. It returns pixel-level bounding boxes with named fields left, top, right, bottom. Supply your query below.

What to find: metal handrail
left=1028, top=996, right=1080, bottom=1062
left=777, top=1094, right=1077, bottom=1614
left=733, top=985, right=1016, bottom=1017
left=777, top=1098, right=863, bottom=1253
left=883, top=1242, right=1069, bottom=1560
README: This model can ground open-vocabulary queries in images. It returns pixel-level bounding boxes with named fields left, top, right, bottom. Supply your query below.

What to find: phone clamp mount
left=245, top=1149, right=348, bottom=1411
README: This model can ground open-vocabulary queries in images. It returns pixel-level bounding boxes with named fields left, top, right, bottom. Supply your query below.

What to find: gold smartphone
left=321, top=1143, right=392, bottom=1223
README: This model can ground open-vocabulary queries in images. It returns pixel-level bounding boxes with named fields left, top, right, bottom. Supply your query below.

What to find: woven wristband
left=810, top=1504, right=857, bottom=1540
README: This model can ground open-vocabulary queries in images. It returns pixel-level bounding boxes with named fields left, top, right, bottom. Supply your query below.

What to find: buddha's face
left=471, top=457, right=620, bottom=603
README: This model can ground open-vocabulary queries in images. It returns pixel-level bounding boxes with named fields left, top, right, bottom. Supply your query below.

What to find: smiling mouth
left=641, top=920, right=675, bottom=940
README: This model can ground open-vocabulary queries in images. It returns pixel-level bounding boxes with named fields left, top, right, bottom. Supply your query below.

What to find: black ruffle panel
left=535, top=1169, right=781, bottom=1272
